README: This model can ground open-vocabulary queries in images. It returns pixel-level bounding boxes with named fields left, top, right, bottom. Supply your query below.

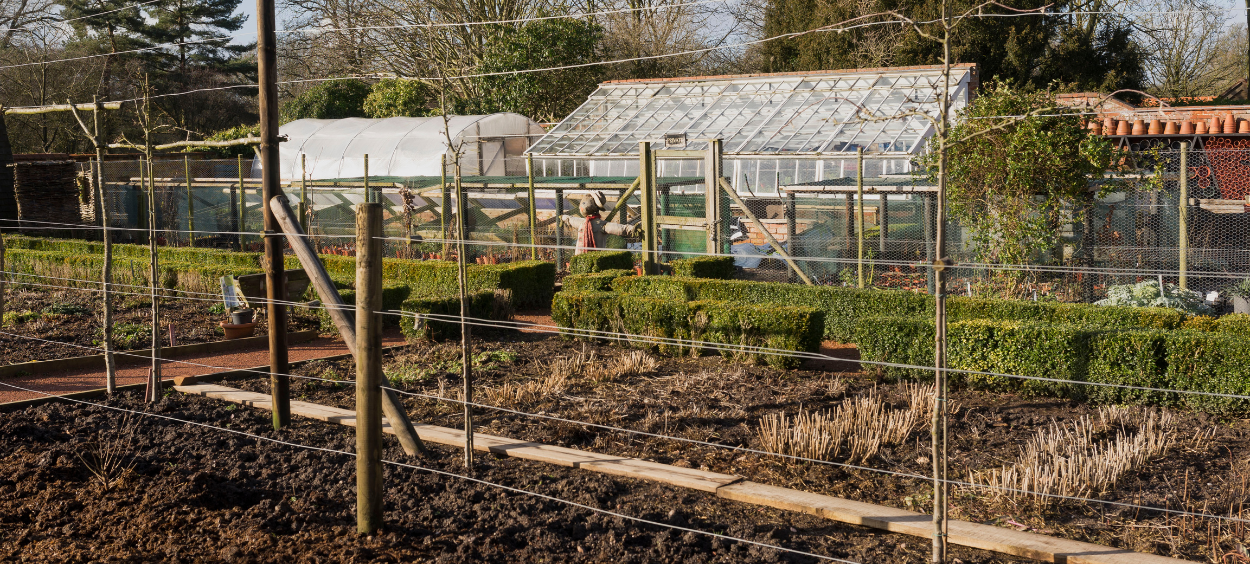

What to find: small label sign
left=664, top=133, right=687, bottom=148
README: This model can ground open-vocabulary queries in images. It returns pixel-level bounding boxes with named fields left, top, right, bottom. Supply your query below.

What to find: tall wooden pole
left=355, top=202, right=383, bottom=534
left=99, top=156, right=116, bottom=393
left=257, top=0, right=290, bottom=429
left=147, top=157, right=161, bottom=402
left=363, top=154, right=370, bottom=204
left=639, top=142, right=657, bottom=274
left=185, top=155, right=194, bottom=247
left=1178, top=142, right=1189, bottom=289
left=526, top=154, right=536, bottom=259
left=455, top=160, right=474, bottom=471
left=440, top=153, right=449, bottom=259
left=237, top=155, right=245, bottom=251
left=857, top=147, right=865, bottom=288
left=932, top=18, right=953, bottom=563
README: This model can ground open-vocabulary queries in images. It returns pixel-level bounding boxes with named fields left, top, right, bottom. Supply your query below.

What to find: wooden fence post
left=99, top=158, right=116, bottom=393
left=1178, top=142, right=1189, bottom=289
left=300, top=154, right=308, bottom=232
left=454, top=162, right=474, bottom=471
left=554, top=188, right=564, bottom=270
left=237, top=154, right=246, bottom=251
left=857, top=147, right=865, bottom=289
left=355, top=201, right=383, bottom=534
left=0, top=232, right=5, bottom=328
left=440, top=154, right=449, bottom=259
left=526, top=154, right=536, bottom=260
left=363, top=154, right=370, bottom=204
left=786, top=191, right=796, bottom=283
left=147, top=157, right=162, bottom=402
left=185, top=156, right=194, bottom=247
left=639, top=141, right=657, bottom=274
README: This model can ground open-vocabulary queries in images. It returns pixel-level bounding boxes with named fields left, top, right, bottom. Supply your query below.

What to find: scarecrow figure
left=560, top=191, right=642, bottom=254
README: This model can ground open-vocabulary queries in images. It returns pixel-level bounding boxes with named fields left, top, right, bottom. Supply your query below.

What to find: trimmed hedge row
left=669, top=256, right=735, bottom=279
left=400, top=289, right=514, bottom=341
left=7, top=236, right=262, bottom=268
left=6, top=248, right=261, bottom=296
left=285, top=255, right=556, bottom=308
left=551, top=290, right=824, bottom=369
left=609, top=275, right=1186, bottom=342
left=568, top=250, right=634, bottom=274
left=561, top=269, right=634, bottom=292
left=316, top=284, right=414, bottom=332
left=854, top=315, right=1250, bottom=415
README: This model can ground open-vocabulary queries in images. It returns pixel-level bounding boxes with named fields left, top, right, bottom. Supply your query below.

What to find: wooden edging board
left=174, top=383, right=1194, bottom=564
left=0, top=330, right=320, bottom=379
left=0, top=343, right=406, bottom=410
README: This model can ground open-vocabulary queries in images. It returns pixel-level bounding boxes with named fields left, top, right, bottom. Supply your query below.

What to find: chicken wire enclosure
left=527, top=64, right=977, bottom=194
left=276, top=115, right=546, bottom=181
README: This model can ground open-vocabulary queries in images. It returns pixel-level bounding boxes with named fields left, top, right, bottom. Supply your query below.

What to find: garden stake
left=185, top=155, right=194, bottom=247
left=440, top=154, right=449, bottom=260
left=932, top=48, right=953, bottom=564
left=237, top=154, right=245, bottom=251
left=454, top=159, right=474, bottom=471
left=300, top=154, right=308, bottom=232
left=355, top=202, right=383, bottom=534
left=555, top=187, right=565, bottom=271
left=0, top=231, right=5, bottom=327
left=857, top=147, right=865, bottom=288
left=526, top=154, right=536, bottom=259
left=147, top=157, right=162, bottom=402
left=1179, top=142, right=1188, bottom=289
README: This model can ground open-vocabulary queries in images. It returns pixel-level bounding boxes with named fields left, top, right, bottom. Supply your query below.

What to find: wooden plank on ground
left=174, top=383, right=739, bottom=493
left=717, top=481, right=1191, bottom=564
left=174, top=383, right=1196, bottom=564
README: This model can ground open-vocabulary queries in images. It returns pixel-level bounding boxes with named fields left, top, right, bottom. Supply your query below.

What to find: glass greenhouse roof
left=528, top=64, right=976, bottom=157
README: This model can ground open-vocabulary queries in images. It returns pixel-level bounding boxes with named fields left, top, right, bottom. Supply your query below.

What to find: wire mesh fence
left=24, top=147, right=1247, bottom=306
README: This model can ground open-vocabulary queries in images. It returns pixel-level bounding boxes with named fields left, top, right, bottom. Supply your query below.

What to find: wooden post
left=639, top=142, right=657, bottom=274
left=300, top=154, right=308, bottom=232
left=879, top=195, right=888, bottom=253
left=269, top=195, right=425, bottom=455
left=257, top=0, right=290, bottom=430
left=0, top=233, right=5, bottom=328
left=440, top=154, right=449, bottom=259
left=786, top=191, right=796, bottom=283
left=1179, top=142, right=1189, bottom=289
left=604, top=178, right=640, bottom=222
left=147, top=158, right=162, bottom=402
left=705, top=139, right=723, bottom=255
left=924, top=194, right=935, bottom=295
left=454, top=161, right=474, bottom=470
left=185, top=155, right=194, bottom=247
left=237, top=154, right=246, bottom=251
left=355, top=201, right=383, bottom=534
left=99, top=157, right=116, bottom=393
left=526, top=154, right=536, bottom=260
left=363, top=154, right=370, bottom=204
left=857, top=148, right=865, bottom=288
left=555, top=188, right=565, bottom=270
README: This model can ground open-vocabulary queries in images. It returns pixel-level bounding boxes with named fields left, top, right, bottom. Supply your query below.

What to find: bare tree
left=1135, top=0, right=1236, bottom=99
left=0, top=0, right=58, bottom=49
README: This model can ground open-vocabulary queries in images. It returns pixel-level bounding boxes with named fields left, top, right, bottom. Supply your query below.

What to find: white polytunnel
left=274, top=113, right=547, bottom=180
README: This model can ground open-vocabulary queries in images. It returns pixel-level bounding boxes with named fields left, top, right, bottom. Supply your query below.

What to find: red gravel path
left=0, top=332, right=405, bottom=404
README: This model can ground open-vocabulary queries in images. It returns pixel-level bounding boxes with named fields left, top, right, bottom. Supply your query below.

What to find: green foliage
left=471, top=18, right=605, bottom=123
left=364, top=79, right=431, bottom=118
left=937, top=82, right=1119, bottom=272
left=670, top=256, right=735, bottom=279
left=3, top=310, right=40, bottom=326
left=42, top=303, right=91, bottom=316
left=1085, top=330, right=1169, bottom=405
left=6, top=247, right=260, bottom=297
left=852, top=316, right=935, bottom=380
left=199, top=124, right=260, bottom=158
left=1224, top=278, right=1250, bottom=299
left=551, top=291, right=823, bottom=368
left=1165, top=331, right=1250, bottom=415
left=318, top=284, right=412, bottom=332
left=280, top=79, right=371, bottom=124
left=948, top=319, right=1098, bottom=397
left=561, top=269, right=635, bottom=292
left=1096, top=281, right=1213, bottom=315
left=568, top=250, right=634, bottom=274
left=400, top=290, right=512, bottom=341
left=947, top=296, right=1185, bottom=329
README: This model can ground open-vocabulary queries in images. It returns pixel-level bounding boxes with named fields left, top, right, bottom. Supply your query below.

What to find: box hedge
left=670, top=256, right=735, bottom=279
left=285, top=255, right=556, bottom=308
left=947, top=319, right=1098, bottom=397
left=1164, top=330, right=1250, bottom=415
left=5, top=248, right=261, bottom=296
left=946, top=297, right=1184, bottom=330
left=551, top=290, right=823, bottom=368
left=1085, top=330, right=1170, bottom=406
left=400, top=289, right=513, bottom=341
left=7, top=236, right=262, bottom=269
left=315, top=284, right=413, bottom=333
left=568, top=250, right=634, bottom=274
left=561, top=269, right=635, bottom=292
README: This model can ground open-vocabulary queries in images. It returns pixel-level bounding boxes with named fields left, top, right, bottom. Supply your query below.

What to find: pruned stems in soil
left=75, top=415, right=137, bottom=490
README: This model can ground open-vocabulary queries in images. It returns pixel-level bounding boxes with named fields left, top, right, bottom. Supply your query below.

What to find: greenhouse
left=276, top=114, right=546, bottom=180
left=526, top=64, right=978, bottom=194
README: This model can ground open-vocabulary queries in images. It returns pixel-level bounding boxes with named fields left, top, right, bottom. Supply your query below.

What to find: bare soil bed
left=0, top=288, right=320, bottom=364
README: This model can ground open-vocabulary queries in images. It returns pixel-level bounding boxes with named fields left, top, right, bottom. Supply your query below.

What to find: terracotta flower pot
left=634, top=266, right=644, bottom=276
left=1211, top=116, right=1222, bottom=133
left=1114, top=120, right=1129, bottom=135
left=1240, top=119, right=1250, bottom=134
left=1088, top=121, right=1102, bottom=135
left=1226, top=113, right=1238, bottom=133
left=1164, top=121, right=1178, bottom=134
left=1131, top=119, right=1146, bottom=135
left=1196, top=121, right=1208, bottom=134
left=1102, top=117, right=1115, bottom=133
left=220, top=321, right=257, bottom=340
left=1147, top=119, right=1162, bottom=135
left=1180, top=120, right=1194, bottom=135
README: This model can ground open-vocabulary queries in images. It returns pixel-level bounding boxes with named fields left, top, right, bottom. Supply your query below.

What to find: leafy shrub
left=568, top=250, right=634, bottom=274
left=287, top=255, right=555, bottom=308
left=948, top=319, right=1098, bottom=397
left=1096, top=280, right=1212, bottom=315
left=670, top=256, right=735, bottom=279
left=562, top=269, right=635, bottom=292
left=280, top=79, right=370, bottom=124
left=364, top=79, right=431, bottom=118
left=948, top=296, right=1184, bottom=329
left=852, top=316, right=934, bottom=380
left=317, top=284, right=413, bottom=332
left=1165, top=330, right=1250, bottom=415
left=552, top=290, right=823, bottom=368
left=400, top=289, right=512, bottom=341
left=1085, top=330, right=1169, bottom=405
left=1217, top=313, right=1250, bottom=334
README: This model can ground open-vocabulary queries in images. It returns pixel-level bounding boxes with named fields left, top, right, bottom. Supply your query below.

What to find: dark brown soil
left=0, top=288, right=320, bottom=364
left=1, top=390, right=1016, bottom=563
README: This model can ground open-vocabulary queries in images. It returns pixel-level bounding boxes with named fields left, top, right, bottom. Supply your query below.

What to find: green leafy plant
left=567, top=250, right=633, bottom=274
left=1224, top=278, right=1250, bottom=300
left=279, top=79, right=371, bottom=124
left=364, top=79, right=431, bottom=118
left=1095, top=281, right=1212, bottom=315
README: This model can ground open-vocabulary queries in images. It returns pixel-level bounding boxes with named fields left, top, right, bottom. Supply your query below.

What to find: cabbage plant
left=1095, top=281, right=1212, bottom=315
